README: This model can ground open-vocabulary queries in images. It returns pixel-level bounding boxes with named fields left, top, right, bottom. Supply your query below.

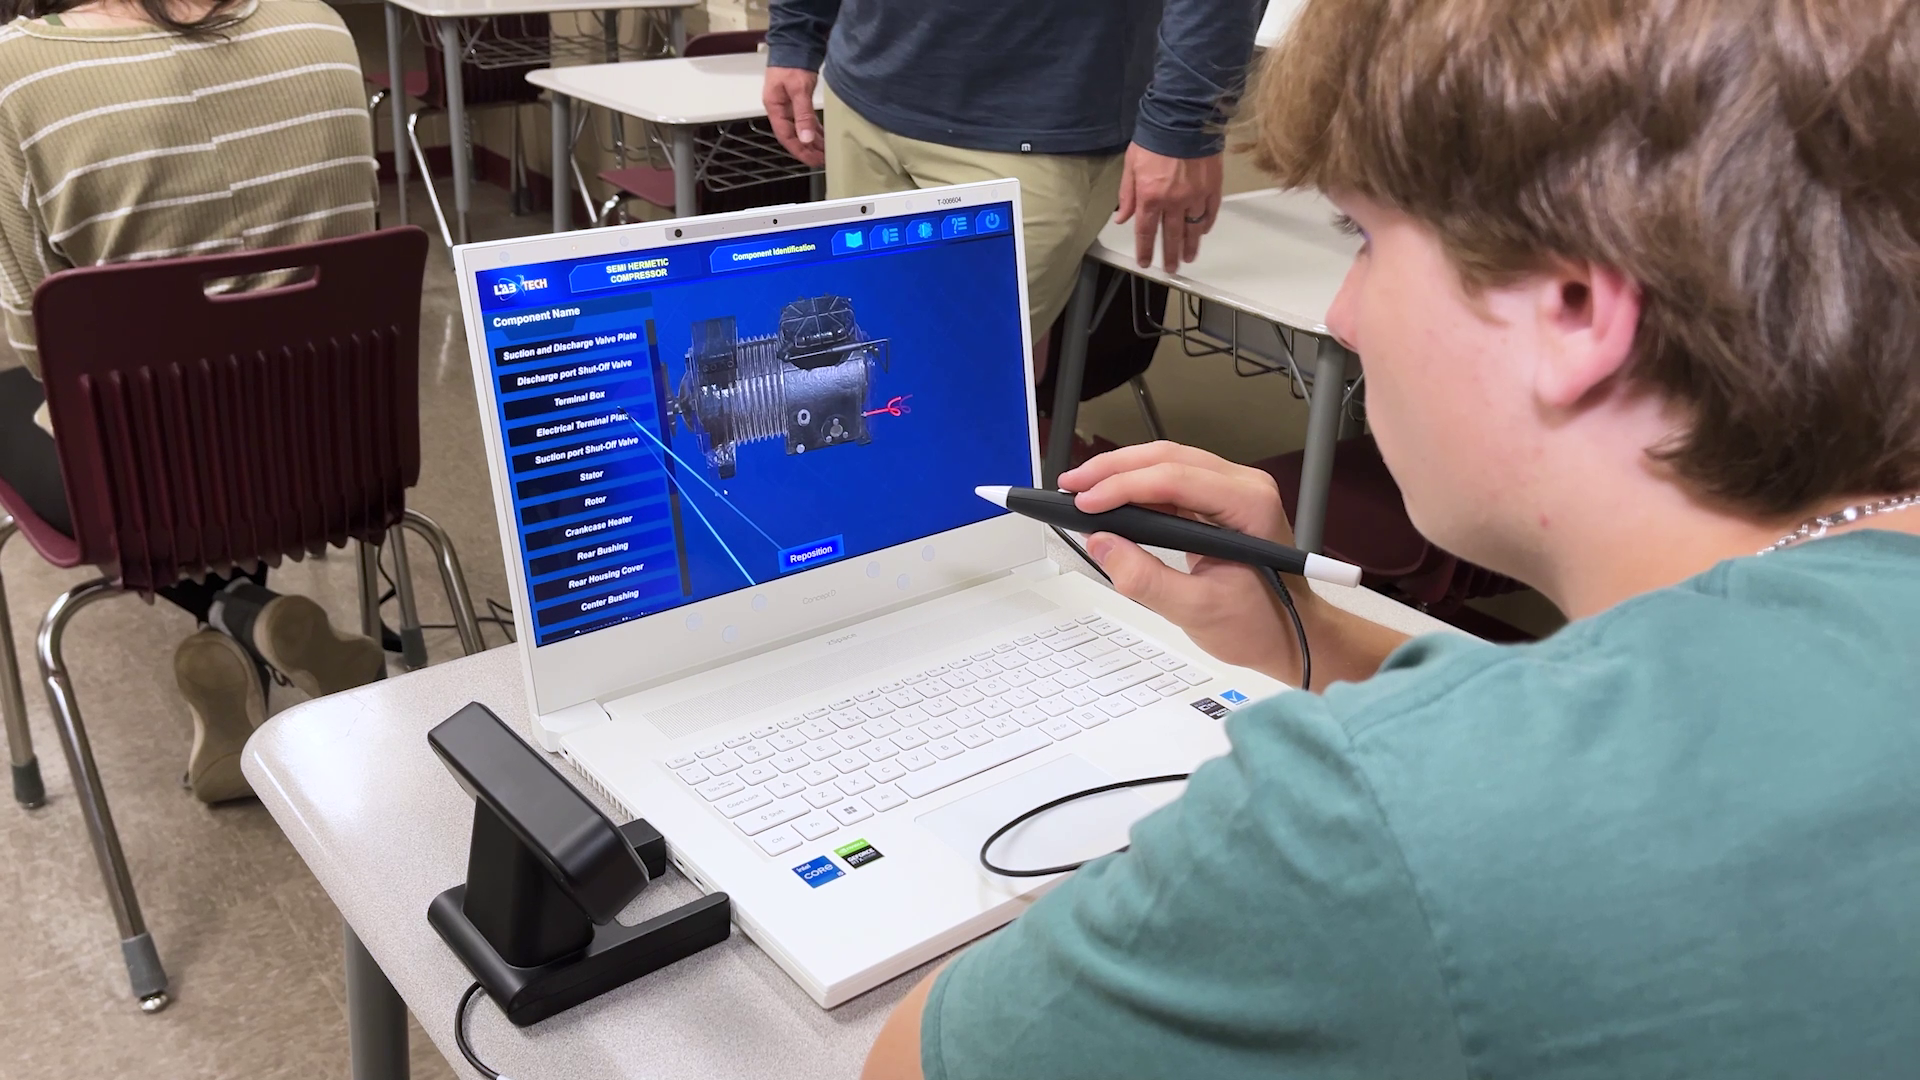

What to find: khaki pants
left=824, top=82, right=1125, bottom=342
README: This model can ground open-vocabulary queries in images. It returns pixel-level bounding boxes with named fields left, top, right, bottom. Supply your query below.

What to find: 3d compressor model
left=667, top=295, right=893, bottom=479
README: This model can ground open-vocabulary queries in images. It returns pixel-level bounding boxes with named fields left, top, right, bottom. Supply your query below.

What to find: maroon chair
left=1257, top=434, right=1530, bottom=637
left=0, top=228, right=484, bottom=1012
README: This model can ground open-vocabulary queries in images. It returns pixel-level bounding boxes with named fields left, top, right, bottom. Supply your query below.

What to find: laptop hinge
left=535, top=700, right=612, bottom=752
left=1014, top=556, right=1065, bottom=580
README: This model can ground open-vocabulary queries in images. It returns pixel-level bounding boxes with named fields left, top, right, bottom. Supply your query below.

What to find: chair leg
left=367, top=88, right=389, bottom=157
left=598, top=189, right=630, bottom=226
left=397, top=509, right=484, bottom=656
left=564, top=104, right=621, bottom=227
left=508, top=105, right=534, bottom=217
left=407, top=107, right=454, bottom=249
left=38, top=578, right=170, bottom=1013
left=571, top=158, right=597, bottom=226
left=385, top=528, right=429, bottom=671
left=1129, top=375, right=1168, bottom=442
left=367, top=88, right=390, bottom=229
left=356, top=539, right=383, bottom=643
left=0, top=517, right=44, bottom=808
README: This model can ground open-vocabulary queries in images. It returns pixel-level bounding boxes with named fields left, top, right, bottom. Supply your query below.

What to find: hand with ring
left=1114, top=144, right=1225, bottom=273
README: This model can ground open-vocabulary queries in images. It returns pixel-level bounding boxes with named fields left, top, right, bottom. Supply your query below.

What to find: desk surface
left=1088, top=187, right=1360, bottom=335
left=246, top=645, right=915, bottom=1080
left=245, top=550, right=1451, bottom=1080
left=388, top=0, right=692, bottom=17
left=528, top=53, right=822, bottom=126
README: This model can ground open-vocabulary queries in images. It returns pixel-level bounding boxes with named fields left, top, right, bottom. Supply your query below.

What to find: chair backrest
left=683, top=29, right=766, bottom=58
left=32, top=228, right=430, bottom=594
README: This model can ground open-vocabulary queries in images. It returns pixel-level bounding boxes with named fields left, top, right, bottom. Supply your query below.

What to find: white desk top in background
left=1088, top=187, right=1360, bottom=335
left=387, top=0, right=692, bottom=17
left=1256, top=0, right=1304, bottom=46
left=244, top=543, right=1452, bottom=1080
left=528, top=52, right=823, bottom=126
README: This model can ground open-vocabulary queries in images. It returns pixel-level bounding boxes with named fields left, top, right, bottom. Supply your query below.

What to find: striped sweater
left=0, top=0, right=376, bottom=391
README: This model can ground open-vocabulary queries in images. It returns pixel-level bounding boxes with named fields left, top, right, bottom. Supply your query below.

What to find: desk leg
left=438, top=19, right=470, bottom=246
left=604, top=10, right=625, bottom=184
left=384, top=3, right=409, bottom=226
left=1293, top=338, right=1350, bottom=554
left=668, top=8, right=686, bottom=55
left=672, top=126, right=696, bottom=218
left=1043, top=259, right=1100, bottom=487
left=551, top=92, right=570, bottom=233
left=345, top=924, right=409, bottom=1080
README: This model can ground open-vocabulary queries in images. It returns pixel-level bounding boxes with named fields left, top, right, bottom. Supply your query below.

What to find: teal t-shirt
left=924, top=531, right=1920, bottom=1079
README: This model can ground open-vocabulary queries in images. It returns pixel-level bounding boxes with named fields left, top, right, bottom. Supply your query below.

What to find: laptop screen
left=473, top=203, right=1032, bottom=647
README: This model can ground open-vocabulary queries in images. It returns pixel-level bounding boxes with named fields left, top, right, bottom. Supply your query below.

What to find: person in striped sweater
left=0, top=0, right=387, bottom=802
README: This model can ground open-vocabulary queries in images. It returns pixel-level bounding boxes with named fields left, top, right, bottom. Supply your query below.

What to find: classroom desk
left=1045, top=188, right=1363, bottom=553
left=526, top=52, right=825, bottom=228
left=244, top=545, right=1451, bottom=1080
left=383, top=0, right=697, bottom=245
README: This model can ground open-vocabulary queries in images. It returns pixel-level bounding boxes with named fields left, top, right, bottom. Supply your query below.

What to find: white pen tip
left=974, top=485, right=1012, bottom=508
left=1303, top=552, right=1364, bottom=587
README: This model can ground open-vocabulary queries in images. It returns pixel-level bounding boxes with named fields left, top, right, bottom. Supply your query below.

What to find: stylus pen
left=975, top=485, right=1364, bottom=587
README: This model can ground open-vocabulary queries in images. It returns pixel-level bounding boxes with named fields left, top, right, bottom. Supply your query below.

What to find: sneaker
left=252, top=595, right=385, bottom=698
left=175, top=630, right=266, bottom=804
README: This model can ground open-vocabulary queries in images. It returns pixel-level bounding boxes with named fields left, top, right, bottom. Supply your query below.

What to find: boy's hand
left=1059, top=442, right=1309, bottom=680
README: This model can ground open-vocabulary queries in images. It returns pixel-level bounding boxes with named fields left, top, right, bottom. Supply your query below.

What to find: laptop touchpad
left=917, top=756, right=1166, bottom=878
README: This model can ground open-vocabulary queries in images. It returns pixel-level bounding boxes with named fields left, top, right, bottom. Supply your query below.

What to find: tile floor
left=0, top=162, right=1558, bottom=1079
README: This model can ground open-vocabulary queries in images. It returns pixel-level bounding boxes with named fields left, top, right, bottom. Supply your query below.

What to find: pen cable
left=456, top=981, right=512, bottom=1080
left=980, top=552, right=1310, bottom=877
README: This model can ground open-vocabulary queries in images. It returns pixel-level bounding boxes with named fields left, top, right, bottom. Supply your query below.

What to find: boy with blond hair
left=862, top=1, right=1920, bottom=1076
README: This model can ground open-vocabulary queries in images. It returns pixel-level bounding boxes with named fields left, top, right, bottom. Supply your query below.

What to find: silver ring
left=1183, top=214, right=1206, bottom=224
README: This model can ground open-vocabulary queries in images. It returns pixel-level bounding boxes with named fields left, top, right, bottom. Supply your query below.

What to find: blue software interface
left=475, top=202, right=1033, bottom=646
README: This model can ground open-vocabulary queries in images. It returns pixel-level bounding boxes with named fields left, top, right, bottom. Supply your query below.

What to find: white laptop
left=452, top=180, right=1286, bottom=1007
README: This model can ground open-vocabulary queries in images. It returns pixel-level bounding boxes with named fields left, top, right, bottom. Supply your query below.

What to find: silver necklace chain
left=1757, top=492, right=1920, bottom=555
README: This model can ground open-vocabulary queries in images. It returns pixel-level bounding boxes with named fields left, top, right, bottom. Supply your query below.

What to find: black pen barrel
left=1005, top=488, right=1310, bottom=576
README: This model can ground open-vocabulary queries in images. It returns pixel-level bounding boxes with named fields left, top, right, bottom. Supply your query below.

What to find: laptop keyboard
left=661, top=613, right=1214, bottom=858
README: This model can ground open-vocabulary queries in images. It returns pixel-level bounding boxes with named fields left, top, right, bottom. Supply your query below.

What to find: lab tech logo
left=491, top=273, right=550, bottom=299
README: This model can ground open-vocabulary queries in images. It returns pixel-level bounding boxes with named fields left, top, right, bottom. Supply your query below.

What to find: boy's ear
left=1534, top=262, right=1641, bottom=408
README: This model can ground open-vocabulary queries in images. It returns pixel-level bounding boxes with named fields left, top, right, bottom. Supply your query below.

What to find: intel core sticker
left=1189, top=697, right=1230, bottom=719
left=793, top=856, right=843, bottom=888
left=835, top=838, right=885, bottom=869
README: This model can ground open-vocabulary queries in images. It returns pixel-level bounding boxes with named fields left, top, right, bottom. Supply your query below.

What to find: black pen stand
left=426, top=702, right=731, bottom=1027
